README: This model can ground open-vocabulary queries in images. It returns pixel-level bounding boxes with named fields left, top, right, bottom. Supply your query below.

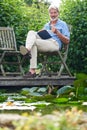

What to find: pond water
left=0, top=86, right=87, bottom=114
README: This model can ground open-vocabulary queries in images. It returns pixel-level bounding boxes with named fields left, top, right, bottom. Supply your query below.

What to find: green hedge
left=60, top=0, right=87, bottom=74
left=0, top=0, right=48, bottom=49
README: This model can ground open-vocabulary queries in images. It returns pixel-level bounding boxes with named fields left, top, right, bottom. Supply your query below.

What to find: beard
left=50, top=16, right=58, bottom=22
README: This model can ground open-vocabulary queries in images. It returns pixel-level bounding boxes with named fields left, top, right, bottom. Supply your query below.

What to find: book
left=37, top=30, right=51, bottom=39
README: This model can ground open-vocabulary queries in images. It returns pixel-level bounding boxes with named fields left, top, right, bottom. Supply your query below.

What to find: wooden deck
left=0, top=75, right=76, bottom=87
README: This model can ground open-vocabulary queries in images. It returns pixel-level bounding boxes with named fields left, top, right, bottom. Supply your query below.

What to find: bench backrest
left=0, top=27, right=17, bottom=51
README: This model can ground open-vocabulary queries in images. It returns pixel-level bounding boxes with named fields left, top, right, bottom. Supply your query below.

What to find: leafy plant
left=74, top=73, right=87, bottom=98
left=56, top=73, right=87, bottom=101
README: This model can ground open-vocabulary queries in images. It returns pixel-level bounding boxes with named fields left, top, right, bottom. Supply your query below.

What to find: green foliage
left=0, top=95, right=7, bottom=102
left=56, top=73, right=87, bottom=100
left=0, top=0, right=28, bottom=46
left=60, top=0, right=87, bottom=73
left=74, top=73, right=87, bottom=98
left=0, top=0, right=49, bottom=72
left=0, top=0, right=49, bottom=49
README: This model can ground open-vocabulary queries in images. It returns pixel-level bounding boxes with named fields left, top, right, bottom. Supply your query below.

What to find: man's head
left=48, top=4, right=59, bottom=22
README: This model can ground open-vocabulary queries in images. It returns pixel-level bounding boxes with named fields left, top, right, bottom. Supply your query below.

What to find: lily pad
left=53, top=98, right=68, bottom=103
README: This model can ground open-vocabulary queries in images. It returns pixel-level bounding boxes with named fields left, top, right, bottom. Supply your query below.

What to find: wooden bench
left=0, top=27, right=24, bottom=76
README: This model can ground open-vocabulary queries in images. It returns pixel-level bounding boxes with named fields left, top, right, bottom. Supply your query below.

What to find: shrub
left=60, top=0, right=87, bottom=73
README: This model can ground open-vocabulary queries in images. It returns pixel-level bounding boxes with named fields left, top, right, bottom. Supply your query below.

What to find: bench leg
left=0, top=64, right=6, bottom=76
left=57, top=50, right=72, bottom=77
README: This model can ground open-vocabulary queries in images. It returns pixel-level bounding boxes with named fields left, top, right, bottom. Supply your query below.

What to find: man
left=20, top=4, right=70, bottom=78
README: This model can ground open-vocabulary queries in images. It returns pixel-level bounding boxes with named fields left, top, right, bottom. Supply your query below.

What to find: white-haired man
left=20, top=4, right=70, bottom=78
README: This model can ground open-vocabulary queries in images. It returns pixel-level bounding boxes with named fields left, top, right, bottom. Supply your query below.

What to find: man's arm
left=51, top=26, right=70, bottom=44
left=56, top=30, right=70, bottom=44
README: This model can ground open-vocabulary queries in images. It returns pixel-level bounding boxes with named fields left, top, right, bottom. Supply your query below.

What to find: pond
left=0, top=85, right=87, bottom=113
left=0, top=83, right=87, bottom=130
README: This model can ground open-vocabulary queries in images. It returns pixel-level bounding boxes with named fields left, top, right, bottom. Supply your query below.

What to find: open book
left=37, top=30, right=51, bottom=39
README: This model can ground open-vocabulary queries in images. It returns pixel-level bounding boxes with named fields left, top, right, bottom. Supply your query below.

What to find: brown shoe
left=23, top=72, right=37, bottom=78
left=20, top=45, right=31, bottom=58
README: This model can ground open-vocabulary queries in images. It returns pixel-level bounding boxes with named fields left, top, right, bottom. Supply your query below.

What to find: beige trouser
left=25, top=30, right=59, bottom=69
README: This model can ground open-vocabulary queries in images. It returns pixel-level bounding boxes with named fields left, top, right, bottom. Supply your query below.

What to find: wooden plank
left=0, top=76, right=76, bottom=87
left=0, top=27, right=17, bottom=50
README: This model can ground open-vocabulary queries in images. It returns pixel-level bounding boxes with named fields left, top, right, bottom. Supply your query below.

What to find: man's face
left=49, top=8, right=58, bottom=21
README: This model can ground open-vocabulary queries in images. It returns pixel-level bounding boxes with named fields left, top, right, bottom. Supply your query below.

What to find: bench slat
left=0, top=27, right=24, bottom=76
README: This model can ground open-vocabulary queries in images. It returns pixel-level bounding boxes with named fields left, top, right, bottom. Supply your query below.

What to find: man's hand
left=51, top=25, right=70, bottom=44
left=51, top=25, right=58, bottom=34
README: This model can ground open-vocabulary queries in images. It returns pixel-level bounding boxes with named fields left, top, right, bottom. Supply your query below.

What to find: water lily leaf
left=37, top=87, right=47, bottom=92
left=53, top=97, right=68, bottom=103
left=29, top=92, right=42, bottom=97
left=21, top=88, right=30, bottom=95
left=28, top=87, right=38, bottom=93
left=21, top=88, right=30, bottom=92
left=57, top=86, right=74, bottom=95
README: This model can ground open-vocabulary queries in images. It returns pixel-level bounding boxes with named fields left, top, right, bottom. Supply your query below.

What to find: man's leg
left=30, top=38, right=59, bottom=72
left=36, top=38, right=59, bottom=52
left=25, top=31, right=40, bottom=75
left=20, top=30, right=59, bottom=77
left=20, top=30, right=37, bottom=55
left=26, top=30, right=37, bottom=50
